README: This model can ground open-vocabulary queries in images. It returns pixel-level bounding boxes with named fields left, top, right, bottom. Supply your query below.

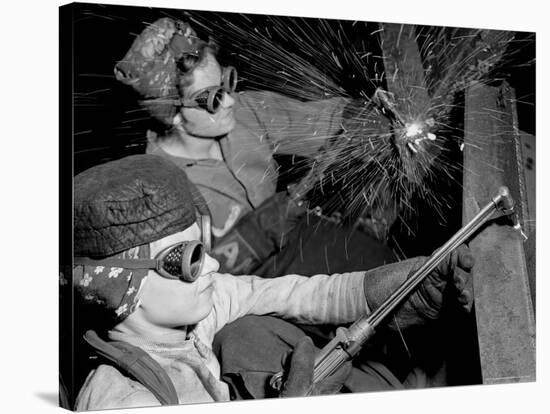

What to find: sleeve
left=237, top=90, right=350, bottom=157
left=204, top=271, right=369, bottom=336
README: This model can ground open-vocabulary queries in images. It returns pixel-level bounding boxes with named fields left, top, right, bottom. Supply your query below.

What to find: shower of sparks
left=179, top=11, right=532, bottom=231
left=73, top=6, right=534, bottom=237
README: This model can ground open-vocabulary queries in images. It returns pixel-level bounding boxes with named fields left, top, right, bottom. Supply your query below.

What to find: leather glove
left=364, top=244, right=474, bottom=331
left=412, top=244, right=474, bottom=317
left=212, top=192, right=306, bottom=274
left=279, top=336, right=351, bottom=397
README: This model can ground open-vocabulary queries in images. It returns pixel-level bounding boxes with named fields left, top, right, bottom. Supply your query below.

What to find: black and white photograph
left=58, top=1, right=538, bottom=411
left=3, top=0, right=544, bottom=413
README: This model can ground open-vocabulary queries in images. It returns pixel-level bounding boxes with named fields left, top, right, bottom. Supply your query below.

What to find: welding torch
left=271, top=186, right=525, bottom=389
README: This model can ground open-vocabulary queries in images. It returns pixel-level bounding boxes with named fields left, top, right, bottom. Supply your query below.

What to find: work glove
left=412, top=244, right=474, bottom=317
left=278, top=336, right=352, bottom=397
left=364, top=244, right=474, bottom=331
left=211, top=192, right=306, bottom=274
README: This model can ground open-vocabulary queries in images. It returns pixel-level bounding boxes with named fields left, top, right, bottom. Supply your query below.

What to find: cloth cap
left=74, top=154, right=198, bottom=257
left=114, top=18, right=204, bottom=126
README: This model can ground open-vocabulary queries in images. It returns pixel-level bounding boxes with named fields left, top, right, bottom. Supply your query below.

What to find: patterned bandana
left=73, top=244, right=151, bottom=327
left=114, top=17, right=204, bottom=126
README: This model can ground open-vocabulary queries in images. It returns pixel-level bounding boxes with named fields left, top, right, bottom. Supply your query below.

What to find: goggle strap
left=200, top=215, right=212, bottom=252
left=74, top=257, right=160, bottom=271
left=140, top=97, right=182, bottom=106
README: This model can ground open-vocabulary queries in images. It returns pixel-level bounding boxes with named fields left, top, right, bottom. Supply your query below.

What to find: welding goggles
left=180, top=66, right=238, bottom=113
left=74, top=215, right=212, bottom=283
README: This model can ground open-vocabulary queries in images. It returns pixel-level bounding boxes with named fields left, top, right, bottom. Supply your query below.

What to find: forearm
left=209, top=255, right=435, bottom=338
left=238, top=91, right=349, bottom=157
left=212, top=272, right=368, bottom=327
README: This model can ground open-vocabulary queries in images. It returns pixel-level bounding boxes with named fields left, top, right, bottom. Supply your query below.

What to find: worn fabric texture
left=74, top=154, right=197, bottom=257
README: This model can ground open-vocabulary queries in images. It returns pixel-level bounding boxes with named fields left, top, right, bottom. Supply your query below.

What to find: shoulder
left=75, top=364, right=161, bottom=410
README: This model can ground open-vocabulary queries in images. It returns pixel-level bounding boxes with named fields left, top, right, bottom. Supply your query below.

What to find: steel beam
left=463, top=81, right=535, bottom=384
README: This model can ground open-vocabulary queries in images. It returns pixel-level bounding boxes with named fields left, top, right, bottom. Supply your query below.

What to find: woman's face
left=179, top=52, right=236, bottom=138
left=136, top=223, right=220, bottom=328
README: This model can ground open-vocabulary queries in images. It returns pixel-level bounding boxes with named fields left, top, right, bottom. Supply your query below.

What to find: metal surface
left=379, top=23, right=431, bottom=119
left=463, top=81, right=536, bottom=384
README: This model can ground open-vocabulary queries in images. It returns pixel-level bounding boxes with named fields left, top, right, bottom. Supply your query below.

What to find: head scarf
left=73, top=245, right=150, bottom=327
left=114, top=18, right=205, bottom=126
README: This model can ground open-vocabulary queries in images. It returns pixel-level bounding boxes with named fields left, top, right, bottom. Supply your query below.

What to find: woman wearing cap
left=71, top=155, right=473, bottom=410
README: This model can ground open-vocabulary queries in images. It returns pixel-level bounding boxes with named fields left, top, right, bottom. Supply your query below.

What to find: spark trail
left=179, top=11, right=532, bottom=238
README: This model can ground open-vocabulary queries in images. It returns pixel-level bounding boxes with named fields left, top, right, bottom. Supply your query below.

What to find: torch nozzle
left=493, top=186, right=528, bottom=241
left=495, top=186, right=514, bottom=212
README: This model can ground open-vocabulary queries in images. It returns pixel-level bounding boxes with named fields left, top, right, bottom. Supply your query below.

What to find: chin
left=196, top=287, right=215, bottom=318
left=216, top=112, right=236, bottom=134
left=214, top=118, right=236, bottom=137
left=187, top=112, right=236, bottom=138
left=192, top=123, right=235, bottom=139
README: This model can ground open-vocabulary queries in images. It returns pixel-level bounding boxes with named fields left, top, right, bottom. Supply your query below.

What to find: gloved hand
left=412, top=244, right=474, bottom=318
left=212, top=192, right=306, bottom=274
left=278, top=336, right=351, bottom=397
left=364, top=244, right=474, bottom=331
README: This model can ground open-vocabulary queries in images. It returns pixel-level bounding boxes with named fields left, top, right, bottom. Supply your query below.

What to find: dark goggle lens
left=208, top=88, right=225, bottom=112
left=182, top=66, right=237, bottom=113
left=160, top=241, right=204, bottom=282
left=192, top=88, right=224, bottom=113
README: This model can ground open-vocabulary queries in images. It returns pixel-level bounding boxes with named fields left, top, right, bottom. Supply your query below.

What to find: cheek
left=139, top=277, right=212, bottom=326
left=182, top=109, right=211, bottom=128
left=181, top=109, right=235, bottom=136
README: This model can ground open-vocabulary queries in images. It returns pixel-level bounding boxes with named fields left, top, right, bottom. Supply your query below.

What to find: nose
left=201, top=253, right=220, bottom=275
left=221, top=91, right=235, bottom=109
